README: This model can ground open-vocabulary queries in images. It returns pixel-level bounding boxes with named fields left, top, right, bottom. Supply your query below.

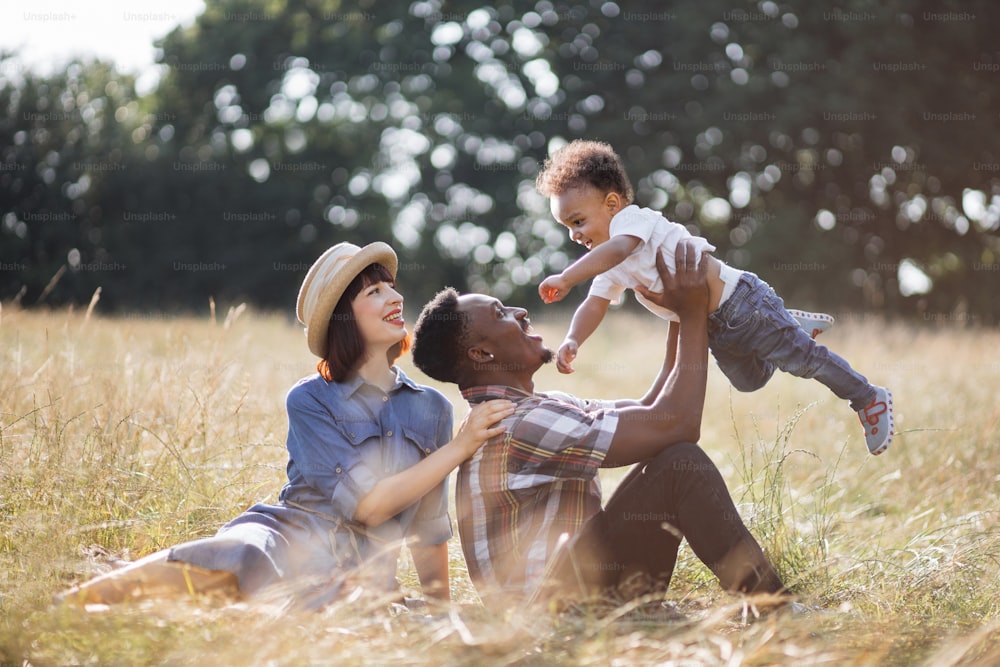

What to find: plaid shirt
left=457, top=385, right=619, bottom=602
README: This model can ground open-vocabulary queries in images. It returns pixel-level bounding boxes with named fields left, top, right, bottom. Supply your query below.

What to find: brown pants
left=549, top=442, right=786, bottom=602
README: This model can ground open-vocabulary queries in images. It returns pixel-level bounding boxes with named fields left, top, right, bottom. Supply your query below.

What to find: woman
left=61, top=242, right=514, bottom=609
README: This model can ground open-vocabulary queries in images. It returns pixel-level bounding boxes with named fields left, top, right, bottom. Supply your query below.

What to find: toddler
left=536, top=140, right=894, bottom=455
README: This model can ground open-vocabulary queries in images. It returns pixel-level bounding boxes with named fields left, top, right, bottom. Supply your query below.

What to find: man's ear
left=467, top=346, right=494, bottom=363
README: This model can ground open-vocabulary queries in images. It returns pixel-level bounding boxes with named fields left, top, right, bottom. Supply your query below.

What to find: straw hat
left=296, top=241, right=398, bottom=358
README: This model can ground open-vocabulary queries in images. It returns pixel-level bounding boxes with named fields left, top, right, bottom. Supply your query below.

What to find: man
left=411, top=243, right=786, bottom=607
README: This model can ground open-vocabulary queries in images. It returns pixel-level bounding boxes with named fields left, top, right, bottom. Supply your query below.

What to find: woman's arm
left=353, top=399, right=514, bottom=527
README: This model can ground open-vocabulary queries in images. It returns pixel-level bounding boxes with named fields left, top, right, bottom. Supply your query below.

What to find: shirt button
left=386, top=430, right=393, bottom=437
left=424, top=447, right=431, bottom=454
left=382, top=396, right=388, bottom=403
left=335, top=466, right=342, bottom=473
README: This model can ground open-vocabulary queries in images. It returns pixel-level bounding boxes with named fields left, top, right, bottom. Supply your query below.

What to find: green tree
left=1, top=56, right=142, bottom=307
left=143, top=0, right=1000, bottom=319
left=442, top=0, right=1000, bottom=321
left=3, top=0, right=999, bottom=324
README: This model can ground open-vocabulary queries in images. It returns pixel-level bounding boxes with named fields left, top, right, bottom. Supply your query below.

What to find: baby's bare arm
left=565, top=295, right=611, bottom=351
left=561, top=235, right=640, bottom=287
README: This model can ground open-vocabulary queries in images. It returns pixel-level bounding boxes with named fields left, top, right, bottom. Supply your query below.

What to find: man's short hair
left=411, top=287, right=468, bottom=384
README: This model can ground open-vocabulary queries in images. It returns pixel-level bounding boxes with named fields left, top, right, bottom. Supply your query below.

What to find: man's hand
left=635, top=241, right=709, bottom=317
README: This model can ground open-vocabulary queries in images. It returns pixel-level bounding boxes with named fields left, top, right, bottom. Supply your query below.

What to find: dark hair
left=318, top=263, right=411, bottom=382
left=411, top=287, right=467, bottom=384
left=535, top=139, right=634, bottom=204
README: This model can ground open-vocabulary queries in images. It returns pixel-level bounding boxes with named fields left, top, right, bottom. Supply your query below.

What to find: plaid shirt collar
left=461, top=384, right=533, bottom=404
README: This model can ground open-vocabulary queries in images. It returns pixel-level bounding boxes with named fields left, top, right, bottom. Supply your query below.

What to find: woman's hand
left=453, top=399, right=515, bottom=457
left=355, top=398, right=515, bottom=528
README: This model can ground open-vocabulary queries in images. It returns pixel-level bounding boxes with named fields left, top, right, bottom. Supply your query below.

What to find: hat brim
left=297, top=242, right=398, bottom=358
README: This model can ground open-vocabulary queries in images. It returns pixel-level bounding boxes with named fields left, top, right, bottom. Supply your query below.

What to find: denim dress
left=168, top=368, right=454, bottom=609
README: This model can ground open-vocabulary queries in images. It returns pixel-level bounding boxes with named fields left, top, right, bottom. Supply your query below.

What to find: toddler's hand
left=539, top=275, right=569, bottom=304
left=556, top=339, right=578, bottom=374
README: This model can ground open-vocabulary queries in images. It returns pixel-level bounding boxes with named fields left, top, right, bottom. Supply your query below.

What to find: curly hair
left=535, top=139, right=634, bottom=204
left=411, top=287, right=468, bottom=384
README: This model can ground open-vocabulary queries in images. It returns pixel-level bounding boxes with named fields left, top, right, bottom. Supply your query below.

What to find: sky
left=0, top=0, right=205, bottom=90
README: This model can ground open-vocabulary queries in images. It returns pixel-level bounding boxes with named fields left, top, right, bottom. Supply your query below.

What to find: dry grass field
left=1, top=302, right=997, bottom=665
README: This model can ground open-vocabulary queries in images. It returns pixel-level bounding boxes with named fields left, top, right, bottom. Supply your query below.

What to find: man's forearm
left=653, top=310, right=709, bottom=439
left=603, top=240, right=709, bottom=466
left=636, top=320, right=679, bottom=406
left=605, top=314, right=707, bottom=464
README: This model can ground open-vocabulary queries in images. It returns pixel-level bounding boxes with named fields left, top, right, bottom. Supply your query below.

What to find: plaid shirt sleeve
left=503, top=391, right=618, bottom=485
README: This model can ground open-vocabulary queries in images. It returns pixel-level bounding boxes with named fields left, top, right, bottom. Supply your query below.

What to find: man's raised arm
left=612, top=320, right=678, bottom=409
left=603, top=244, right=710, bottom=466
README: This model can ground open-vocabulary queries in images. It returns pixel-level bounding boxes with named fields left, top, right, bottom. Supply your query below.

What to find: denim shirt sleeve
left=285, top=382, right=380, bottom=521
left=406, top=402, right=455, bottom=546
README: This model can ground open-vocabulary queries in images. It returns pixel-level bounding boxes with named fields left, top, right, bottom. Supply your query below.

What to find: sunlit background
left=0, top=0, right=204, bottom=78
left=2, top=0, right=998, bottom=320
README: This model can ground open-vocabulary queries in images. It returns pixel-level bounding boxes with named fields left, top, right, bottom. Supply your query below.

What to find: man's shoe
left=858, top=386, right=894, bottom=455
left=788, top=309, right=835, bottom=339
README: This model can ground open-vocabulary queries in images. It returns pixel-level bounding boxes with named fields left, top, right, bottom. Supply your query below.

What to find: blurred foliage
left=2, top=0, right=999, bottom=321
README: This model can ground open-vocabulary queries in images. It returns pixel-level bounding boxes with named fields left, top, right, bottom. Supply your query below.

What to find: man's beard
left=540, top=347, right=555, bottom=364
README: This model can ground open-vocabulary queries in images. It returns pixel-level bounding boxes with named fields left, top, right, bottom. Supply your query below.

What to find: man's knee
left=644, top=441, right=715, bottom=475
